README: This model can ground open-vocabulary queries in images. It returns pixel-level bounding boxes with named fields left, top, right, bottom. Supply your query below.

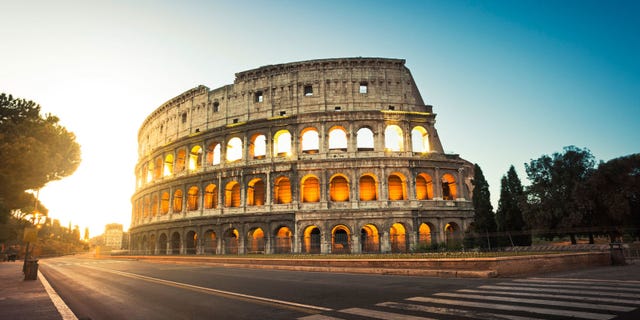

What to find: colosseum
left=130, top=57, right=474, bottom=255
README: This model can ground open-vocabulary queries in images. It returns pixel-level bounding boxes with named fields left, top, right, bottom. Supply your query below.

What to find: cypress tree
left=496, top=165, right=530, bottom=246
left=471, top=164, right=497, bottom=248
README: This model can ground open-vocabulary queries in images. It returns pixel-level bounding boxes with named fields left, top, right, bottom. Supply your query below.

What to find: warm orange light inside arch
left=416, top=173, right=433, bottom=200
left=204, top=183, right=217, bottom=209
left=419, top=223, right=432, bottom=245
left=160, top=192, right=170, bottom=214
left=247, top=178, right=265, bottom=206
left=390, top=222, right=407, bottom=253
left=274, top=176, right=292, bottom=204
left=225, top=181, right=241, bottom=207
left=359, top=175, right=377, bottom=201
left=301, top=176, right=320, bottom=203
left=173, top=189, right=183, bottom=213
left=388, top=174, right=406, bottom=200
left=164, top=154, right=174, bottom=176
left=187, top=186, right=199, bottom=211
left=330, top=175, right=350, bottom=202
left=442, top=173, right=457, bottom=200
left=189, top=145, right=202, bottom=171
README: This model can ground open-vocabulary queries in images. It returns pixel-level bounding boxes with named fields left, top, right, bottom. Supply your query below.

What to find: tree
left=84, top=227, right=90, bottom=241
left=524, top=146, right=596, bottom=244
left=0, top=93, right=81, bottom=221
left=577, top=153, right=640, bottom=241
left=496, top=166, right=530, bottom=246
left=470, top=164, right=497, bottom=248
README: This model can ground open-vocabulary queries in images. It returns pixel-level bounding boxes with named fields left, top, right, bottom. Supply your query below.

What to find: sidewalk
left=0, top=261, right=62, bottom=320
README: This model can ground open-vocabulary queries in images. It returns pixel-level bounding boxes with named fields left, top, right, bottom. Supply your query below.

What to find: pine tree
left=471, top=164, right=497, bottom=248
left=496, top=165, right=530, bottom=246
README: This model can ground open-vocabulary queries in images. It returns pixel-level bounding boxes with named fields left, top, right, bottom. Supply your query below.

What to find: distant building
left=104, top=223, right=124, bottom=249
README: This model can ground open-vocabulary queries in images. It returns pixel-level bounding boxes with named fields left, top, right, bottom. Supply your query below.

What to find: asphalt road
left=39, top=256, right=640, bottom=320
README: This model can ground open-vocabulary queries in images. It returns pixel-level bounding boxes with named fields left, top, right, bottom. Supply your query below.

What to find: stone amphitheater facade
left=130, top=57, right=474, bottom=255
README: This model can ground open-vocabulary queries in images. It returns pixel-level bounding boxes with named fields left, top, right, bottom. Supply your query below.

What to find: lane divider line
left=38, top=271, right=79, bottom=320
left=83, top=264, right=333, bottom=313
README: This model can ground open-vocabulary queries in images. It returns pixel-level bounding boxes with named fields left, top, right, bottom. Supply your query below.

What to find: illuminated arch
left=206, top=142, right=221, bottom=165
left=356, top=127, right=374, bottom=150
left=384, top=124, right=404, bottom=152
left=302, top=226, right=321, bottom=254
left=419, top=222, right=435, bottom=247
left=301, top=175, right=320, bottom=203
left=160, top=192, right=170, bottom=214
left=151, top=194, right=158, bottom=216
left=203, top=230, right=217, bottom=254
left=189, top=146, right=203, bottom=171
left=273, top=130, right=291, bottom=157
left=225, top=181, right=241, bottom=207
left=411, top=126, right=429, bottom=153
left=173, top=189, right=183, bottom=213
left=187, top=186, right=199, bottom=211
left=328, top=126, right=347, bottom=150
left=359, top=174, right=378, bottom=201
left=204, top=183, right=217, bottom=209
left=442, top=173, right=457, bottom=200
left=175, top=148, right=186, bottom=172
left=163, top=154, right=174, bottom=176
left=390, top=223, right=407, bottom=253
left=274, top=176, right=292, bottom=204
left=223, top=228, right=239, bottom=254
left=154, top=157, right=162, bottom=179
left=331, top=225, right=351, bottom=254
left=329, top=174, right=350, bottom=202
left=388, top=173, right=407, bottom=200
left=360, top=224, right=380, bottom=253
left=301, top=127, right=319, bottom=154
left=186, top=230, right=197, bottom=254
left=226, top=137, right=242, bottom=162
left=416, top=173, right=434, bottom=200
left=445, top=222, right=462, bottom=246
left=143, top=196, right=150, bottom=217
left=247, top=228, right=265, bottom=253
left=145, top=162, right=152, bottom=183
left=250, top=134, right=266, bottom=159
left=247, top=178, right=265, bottom=206
left=274, top=226, right=293, bottom=254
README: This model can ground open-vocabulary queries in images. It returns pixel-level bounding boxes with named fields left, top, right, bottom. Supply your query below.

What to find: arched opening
left=418, top=223, right=434, bottom=247
left=332, top=225, right=351, bottom=254
left=274, top=176, right=292, bottom=204
left=158, top=233, right=167, bottom=255
left=390, top=223, right=407, bottom=253
left=247, top=178, right=265, bottom=206
left=250, top=134, right=266, bottom=159
left=225, top=181, right=241, bottom=207
left=303, top=226, right=321, bottom=254
left=224, top=229, right=239, bottom=254
left=154, top=157, right=163, bottom=179
left=411, top=126, right=429, bottom=153
left=189, top=146, right=203, bottom=171
left=143, top=196, right=150, bottom=217
left=164, top=154, right=174, bottom=177
left=170, top=232, right=181, bottom=254
left=360, top=224, right=380, bottom=253
left=173, top=189, right=183, bottom=213
left=384, top=124, right=404, bottom=152
left=301, top=128, right=319, bottom=154
left=442, top=173, right=458, bottom=200
left=186, top=230, right=197, bottom=255
left=206, top=143, right=221, bottom=165
left=203, top=230, right=217, bottom=255
left=247, top=228, right=265, bottom=253
left=151, top=194, right=159, bottom=216
left=274, top=226, right=292, bottom=254
left=175, top=148, right=186, bottom=172
left=328, top=126, right=347, bottom=151
left=149, top=234, right=156, bottom=255
left=388, top=174, right=407, bottom=200
left=329, top=175, right=350, bottom=202
left=226, top=137, right=243, bottom=162
left=356, top=127, right=374, bottom=151
left=416, top=173, right=434, bottom=200
left=160, top=192, right=170, bottom=215
left=445, top=222, right=462, bottom=247
left=273, top=130, right=292, bottom=157
left=141, top=235, right=148, bottom=255
left=204, top=184, right=217, bottom=209
left=359, top=175, right=378, bottom=201
left=301, top=175, right=320, bottom=203
left=146, top=162, right=153, bottom=183
left=187, top=186, right=199, bottom=211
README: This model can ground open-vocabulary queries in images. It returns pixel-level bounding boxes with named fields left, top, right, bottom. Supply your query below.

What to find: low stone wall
left=114, top=252, right=612, bottom=278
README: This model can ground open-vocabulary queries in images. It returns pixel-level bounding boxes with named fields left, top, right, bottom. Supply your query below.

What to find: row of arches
left=133, top=221, right=463, bottom=255
left=137, top=124, right=432, bottom=188
left=134, top=171, right=459, bottom=219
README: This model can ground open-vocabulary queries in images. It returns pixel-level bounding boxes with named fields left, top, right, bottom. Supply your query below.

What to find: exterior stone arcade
left=130, top=57, right=475, bottom=255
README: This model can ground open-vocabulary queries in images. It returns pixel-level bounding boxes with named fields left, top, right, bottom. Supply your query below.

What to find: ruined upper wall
left=138, top=57, right=432, bottom=156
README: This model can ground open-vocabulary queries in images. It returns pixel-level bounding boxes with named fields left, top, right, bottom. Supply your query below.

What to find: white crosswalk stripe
left=298, top=277, right=640, bottom=320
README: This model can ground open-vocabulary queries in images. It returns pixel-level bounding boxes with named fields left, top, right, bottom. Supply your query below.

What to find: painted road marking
left=506, top=280, right=640, bottom=293
left=459, top=288, right=640, bottom=306
left=38, top=271, right=78, bottom=320
left=340, top=307, right=435, bottom=320
left=378, top=301, right=545, bottom=320
left=479, top=284, right=640, bottom=299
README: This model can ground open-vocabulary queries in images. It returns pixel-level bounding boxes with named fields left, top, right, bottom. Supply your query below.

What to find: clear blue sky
left=1, top=0, right=638, bottom=236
